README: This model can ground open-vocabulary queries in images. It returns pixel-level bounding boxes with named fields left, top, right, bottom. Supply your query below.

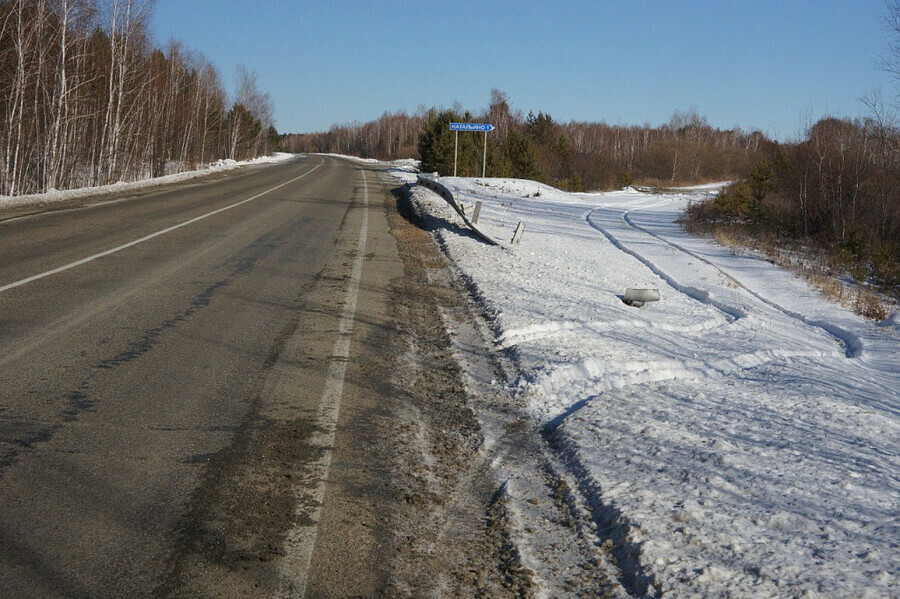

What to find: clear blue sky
left=150, top=0, right=896, bottom=140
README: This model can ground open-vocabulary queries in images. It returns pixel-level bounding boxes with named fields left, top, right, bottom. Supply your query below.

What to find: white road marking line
left=277, top=169, right=369, bottom=599
left=0, top=159, right=324, bottom=295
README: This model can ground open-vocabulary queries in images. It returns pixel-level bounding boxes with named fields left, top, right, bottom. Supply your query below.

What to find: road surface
left=0, top=155, right=426, bottom=597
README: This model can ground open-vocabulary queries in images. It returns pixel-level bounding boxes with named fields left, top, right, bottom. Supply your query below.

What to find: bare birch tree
left=0, top=0, right=258, bottom=197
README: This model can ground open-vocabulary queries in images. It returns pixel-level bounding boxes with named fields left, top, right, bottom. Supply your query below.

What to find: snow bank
left=399, top=173, right=899, bottom=598
left=327, top=154, right=420, bottom=183
left=0, top=152, right=297, bottom=212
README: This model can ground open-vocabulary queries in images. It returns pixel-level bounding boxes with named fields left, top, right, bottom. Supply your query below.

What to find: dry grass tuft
left=855, top=288, right=891, bottom=321
left=691, top=221, right=894, bottom=321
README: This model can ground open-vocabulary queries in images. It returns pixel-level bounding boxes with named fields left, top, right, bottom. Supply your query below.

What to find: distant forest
left=281, top=90, right=769, bottom=191
left=685, top=105, right=900, bottom=294
left=0, top=0, right=278, bottom=197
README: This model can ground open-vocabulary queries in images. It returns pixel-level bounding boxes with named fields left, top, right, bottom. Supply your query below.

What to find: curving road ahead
left=0, top=156, right=406, bottom=597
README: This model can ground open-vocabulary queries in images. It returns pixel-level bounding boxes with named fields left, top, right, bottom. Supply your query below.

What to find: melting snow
left=396, top=170, right=899, bottom=598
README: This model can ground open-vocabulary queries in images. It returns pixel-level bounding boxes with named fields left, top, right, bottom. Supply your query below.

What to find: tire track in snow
left=617, top=204, right=862, bottom=358
left=584, top=206, right=747, bottom=322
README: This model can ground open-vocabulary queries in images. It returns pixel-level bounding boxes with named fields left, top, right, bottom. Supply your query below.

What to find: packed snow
left=391, top=167, right=899, bottom=598
left=0, top=152, right=296, bottom=212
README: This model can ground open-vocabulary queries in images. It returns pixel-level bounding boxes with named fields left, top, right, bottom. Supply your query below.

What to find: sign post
left=454, top=129, right=458, bottom=176
left=450, top=122, right=494, bottom=178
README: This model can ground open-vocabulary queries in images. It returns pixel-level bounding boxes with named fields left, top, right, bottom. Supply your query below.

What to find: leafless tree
left=0, top=0, right=271, bottom=197
left=882, top=0, right=900, bottom=91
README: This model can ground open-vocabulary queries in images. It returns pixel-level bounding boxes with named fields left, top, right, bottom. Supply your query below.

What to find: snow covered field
left=393, top=168, right=899, bottom=598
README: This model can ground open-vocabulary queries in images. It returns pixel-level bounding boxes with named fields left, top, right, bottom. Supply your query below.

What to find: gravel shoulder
left=388, top=177, right=631, bottom=599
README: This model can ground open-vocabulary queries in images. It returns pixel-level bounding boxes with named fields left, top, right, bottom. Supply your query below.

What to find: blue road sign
left=450, top=122, right=494, bottom=132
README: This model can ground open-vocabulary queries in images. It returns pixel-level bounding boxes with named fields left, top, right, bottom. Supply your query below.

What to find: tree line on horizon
left=281, top=91, right=770, bottom=192
left=0, top=0, right=278, bottom=197
left=285, top=47, right=900, bottom=295
left=685, top=105, right=900, bottom=295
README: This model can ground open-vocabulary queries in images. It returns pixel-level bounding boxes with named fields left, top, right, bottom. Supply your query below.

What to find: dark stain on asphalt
left=153, top=260, right=333, bottom=597
left=0, top=228, right=292, bottom=479
left=97, top=279, right=230, bottom=371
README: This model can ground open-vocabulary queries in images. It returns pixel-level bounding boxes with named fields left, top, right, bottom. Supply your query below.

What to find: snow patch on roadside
left=388, top=169, right=899, bottom=598
left=0, top=152, right=297, bottom=212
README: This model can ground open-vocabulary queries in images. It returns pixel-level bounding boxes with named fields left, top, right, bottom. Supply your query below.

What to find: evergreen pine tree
left=418, top=109, right=458, bottom=175
left=499, top=130, right=541, bottom=179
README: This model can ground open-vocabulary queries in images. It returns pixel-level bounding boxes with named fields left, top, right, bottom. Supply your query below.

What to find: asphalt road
left=0, top=155, right=406, bottom=597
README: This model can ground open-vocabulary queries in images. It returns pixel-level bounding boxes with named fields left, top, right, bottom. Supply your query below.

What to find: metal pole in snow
left=454, top=130, right=458, bottom=177
left=482, top=130, right=488, bottom=178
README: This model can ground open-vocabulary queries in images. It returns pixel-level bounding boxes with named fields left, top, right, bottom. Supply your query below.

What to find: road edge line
left=276, top=168, right=370, bottom=598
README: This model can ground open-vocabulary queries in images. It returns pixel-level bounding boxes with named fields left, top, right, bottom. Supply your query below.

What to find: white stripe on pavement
left=276, top=167, right=370, bottom=598
left=0, top=158, right=324, bottom=295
